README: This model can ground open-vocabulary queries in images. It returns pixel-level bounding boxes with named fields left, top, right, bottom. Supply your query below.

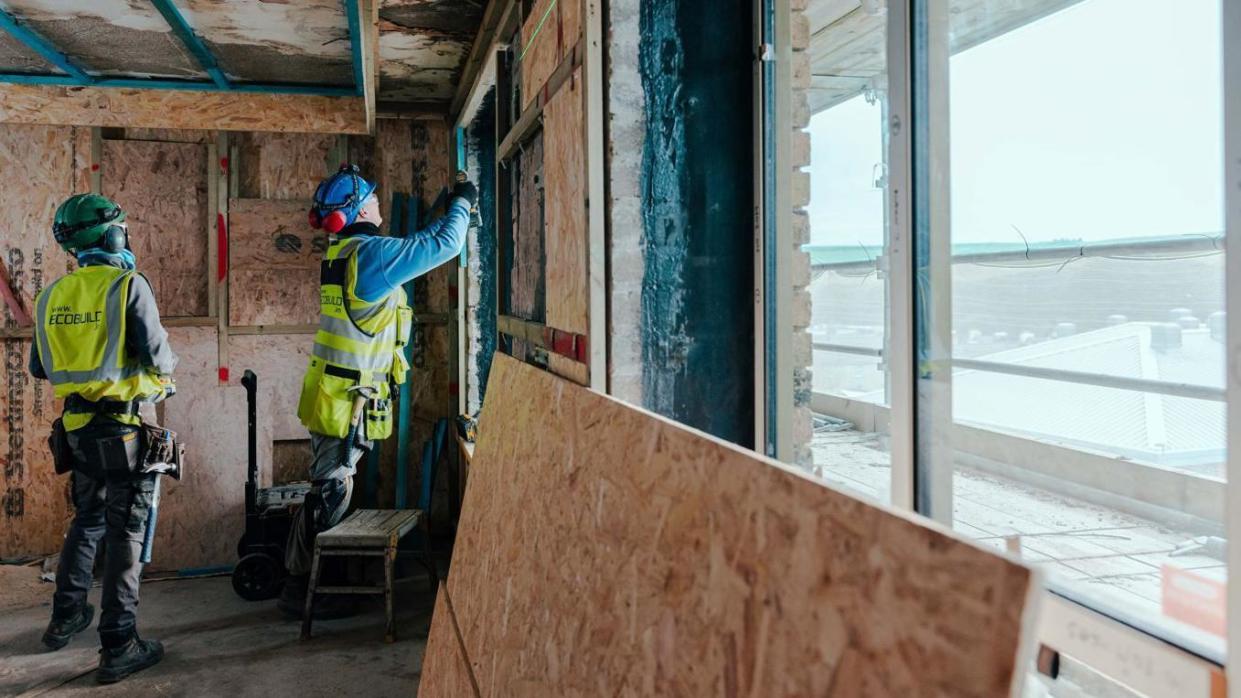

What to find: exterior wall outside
left=787, top=0, right=814, bottom=467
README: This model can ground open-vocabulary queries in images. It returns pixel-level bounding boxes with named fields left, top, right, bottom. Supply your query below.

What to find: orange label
left=1162, top=564, right=1225, bottom=637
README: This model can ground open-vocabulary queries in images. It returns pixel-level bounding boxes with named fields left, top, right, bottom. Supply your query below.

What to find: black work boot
left=42, top=603, right=95, bottom=650
left=97, top=636, right=164, bottom=684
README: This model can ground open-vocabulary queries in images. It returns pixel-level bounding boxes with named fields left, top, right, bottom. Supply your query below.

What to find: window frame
left=775, top=0, right=1239, bottom=690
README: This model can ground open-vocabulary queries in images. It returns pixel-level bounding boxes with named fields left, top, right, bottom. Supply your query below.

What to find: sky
left=805, top=0, right=1224, bottom=247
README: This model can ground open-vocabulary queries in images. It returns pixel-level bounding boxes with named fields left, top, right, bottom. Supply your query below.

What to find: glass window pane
left=915, top=0, right=1226, bottom=657
left=805, top=5, right=892, bottom=504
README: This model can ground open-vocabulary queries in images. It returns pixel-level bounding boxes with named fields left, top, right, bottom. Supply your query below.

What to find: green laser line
left=518, top=0, right=559, bottom=62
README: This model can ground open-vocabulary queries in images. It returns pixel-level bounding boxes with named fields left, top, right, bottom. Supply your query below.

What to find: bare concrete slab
left=0, top=573, right=432, bottom=696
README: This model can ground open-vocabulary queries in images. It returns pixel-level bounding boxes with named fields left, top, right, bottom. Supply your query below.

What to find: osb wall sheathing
left=230, top=334, right=313, bottom=489
left=154, top=326, right=246, bottom=572
left=228, top=198, right=321, bottom=327
left=542, top=67, right=590, bottom=385
left=0, top=124, right=78, bottom=560
left=424, top=355, right=1041, bottom=698
left=101, top=138, right=209, bottom=317
left=520, top=0, right=582, bottom=110
left=235, top=132, right=342, bottom=200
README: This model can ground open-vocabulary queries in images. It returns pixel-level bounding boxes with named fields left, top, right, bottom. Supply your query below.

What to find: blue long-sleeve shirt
left=347, top=198, right=471, bottom=303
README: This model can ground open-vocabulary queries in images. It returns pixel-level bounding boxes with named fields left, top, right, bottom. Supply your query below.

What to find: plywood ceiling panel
left=3, top=0, right=202, bottom=79
left=378, top=0, right=483, bottom=104
left=0, top=0, right=484, bottom=107
left=426, top=355, right=1040, bottom=697
left=0, top=31, right=56, bottom=74
left=180, top=0, right=353, bottom=87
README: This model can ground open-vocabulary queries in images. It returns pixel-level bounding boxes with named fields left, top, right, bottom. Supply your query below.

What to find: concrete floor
left=0, top=571, right=434, bottom=697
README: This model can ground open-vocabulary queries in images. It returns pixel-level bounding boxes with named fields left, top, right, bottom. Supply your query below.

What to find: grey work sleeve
left=125, top=273, right=178, bottom=375
left=28, top=340, right=46, bottom=380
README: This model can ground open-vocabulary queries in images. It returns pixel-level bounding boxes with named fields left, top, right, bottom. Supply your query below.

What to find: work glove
left=452, top=179, right=478, bottom=209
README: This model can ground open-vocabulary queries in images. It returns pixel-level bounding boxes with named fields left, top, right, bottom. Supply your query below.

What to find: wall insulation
left=631, top=0, right=755, bottom=446
left=465, top=91, right=497, bottom=415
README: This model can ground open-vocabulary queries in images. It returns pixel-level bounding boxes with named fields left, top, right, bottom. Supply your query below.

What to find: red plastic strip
left=217, top=213, right=228, bottom=281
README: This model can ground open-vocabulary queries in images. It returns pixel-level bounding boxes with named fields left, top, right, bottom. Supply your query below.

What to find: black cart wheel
left=232, top=553, right=284, bottom=601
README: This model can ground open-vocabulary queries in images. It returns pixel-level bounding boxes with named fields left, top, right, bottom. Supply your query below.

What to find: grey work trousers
left=52, top=420, right=156, bottom=649
left=284, top=433, right=368, bottom=577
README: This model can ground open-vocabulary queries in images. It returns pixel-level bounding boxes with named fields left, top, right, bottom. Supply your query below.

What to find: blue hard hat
left=310, top=164, right=377, bottom=233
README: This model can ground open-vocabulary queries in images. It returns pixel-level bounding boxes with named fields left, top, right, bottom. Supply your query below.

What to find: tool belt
left=64, top=394, right=139, bottom=417
left=139, top=421, right=185, bottom=477
left=48, top=418, right=184, bottom=479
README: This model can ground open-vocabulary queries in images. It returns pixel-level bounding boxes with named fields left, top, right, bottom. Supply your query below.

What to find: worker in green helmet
left=30, top=193, right=178, bottom=683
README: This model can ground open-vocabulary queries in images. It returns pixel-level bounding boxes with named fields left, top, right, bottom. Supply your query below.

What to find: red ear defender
left=321, top=211, right=347, bottom=234
left=308, top=208, right=323, bottom=229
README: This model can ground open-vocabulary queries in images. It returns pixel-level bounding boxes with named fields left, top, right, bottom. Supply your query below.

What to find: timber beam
left=0, top=84, right=369, bottom=134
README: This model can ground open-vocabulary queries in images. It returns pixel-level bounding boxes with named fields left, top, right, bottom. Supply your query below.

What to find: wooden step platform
left=301, top=508, right=424, bottom=643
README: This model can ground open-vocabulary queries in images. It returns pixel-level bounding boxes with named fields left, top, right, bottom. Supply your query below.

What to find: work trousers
left=52, top=419, right=156, bottom=649
left=285, top=433, right=367, bottom=576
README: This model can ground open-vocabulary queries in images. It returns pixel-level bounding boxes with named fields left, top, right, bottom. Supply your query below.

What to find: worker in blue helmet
left=277, top=164, right=476, bottom=619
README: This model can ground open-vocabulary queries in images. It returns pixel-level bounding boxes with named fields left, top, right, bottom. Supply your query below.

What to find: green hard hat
left=53, top=194, right=126, bottom=253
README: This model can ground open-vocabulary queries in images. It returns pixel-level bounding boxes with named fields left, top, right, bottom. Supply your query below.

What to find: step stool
left=300, top=508, right=424, bottom=643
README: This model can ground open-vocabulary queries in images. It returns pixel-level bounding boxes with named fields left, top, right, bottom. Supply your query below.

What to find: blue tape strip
left=342, top=0, right=365, bottom=97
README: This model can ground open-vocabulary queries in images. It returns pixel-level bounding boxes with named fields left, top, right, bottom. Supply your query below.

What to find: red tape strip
left=217, top=213, right=228, bottom=281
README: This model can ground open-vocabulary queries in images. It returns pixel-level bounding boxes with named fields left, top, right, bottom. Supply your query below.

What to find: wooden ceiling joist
left=0, top=83, right=369, bottom=134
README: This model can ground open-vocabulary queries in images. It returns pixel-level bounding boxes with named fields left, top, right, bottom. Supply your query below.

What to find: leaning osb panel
left=152, top=326, right=247, bottom=572
left=0, top=124, right=75, bottom=560
left=421, top=584, right=480, bottom=698
left=438, top=355, right=1040, bottom=697
left=228, top=198, right=322, bottom=327
left=546, top=353, right=587, bottom=385
left=101, top=139, right=209, bottom=317
left=520, top=0, right=581, bottom=110
left=543, top=67, right=588, bottom=337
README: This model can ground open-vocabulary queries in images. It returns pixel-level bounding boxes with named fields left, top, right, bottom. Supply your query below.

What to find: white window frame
left=778, top=0, right=1238, bottom=691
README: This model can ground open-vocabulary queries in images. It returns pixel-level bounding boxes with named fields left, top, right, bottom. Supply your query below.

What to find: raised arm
left=352, top=197, right=472, bottom=303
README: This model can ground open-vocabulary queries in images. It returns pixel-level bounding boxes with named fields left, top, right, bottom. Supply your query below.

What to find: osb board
left=235, top=132, right=339, bottom=200
left=510, top=132, right=544, bottom=320
left=154, top=326, right=246, bottom=572
left=542, top=68, right=588, bottom=336
left=101, top=139, right=209, bottom=317
left=113, top=129, right=214, bottom=144
left=0, top=124, right=77, bottom=560
left=72, top=126, right=92, bottom=193
left=228, top=198, right=322, bottom=327
left=420, top=584, right=480, bottom=698
left=272, top=439, right=312, bottom=486
left=0, top=84, right=368, bottom=135
left=228, top=334, right=312, bottom=445
left=410, top=121, right=454, bottom=316
left=546, top=353, right=588, bottom=386
left=438, top=355, right=1040, bottom=697
left=520, top=0, right=581, bottom=109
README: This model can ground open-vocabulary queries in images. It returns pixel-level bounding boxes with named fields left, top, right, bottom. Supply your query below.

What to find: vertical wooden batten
left=584, top=0, right=607, bottom=392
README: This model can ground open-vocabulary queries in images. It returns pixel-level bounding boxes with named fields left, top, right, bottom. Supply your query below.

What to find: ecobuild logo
left=47, top=304, right=102, bottom=326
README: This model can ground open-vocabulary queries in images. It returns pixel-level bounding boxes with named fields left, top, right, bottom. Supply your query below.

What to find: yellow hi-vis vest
left=297, top=236, right=412, bottom=440
left=33, top=265, right=165, bottom=431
